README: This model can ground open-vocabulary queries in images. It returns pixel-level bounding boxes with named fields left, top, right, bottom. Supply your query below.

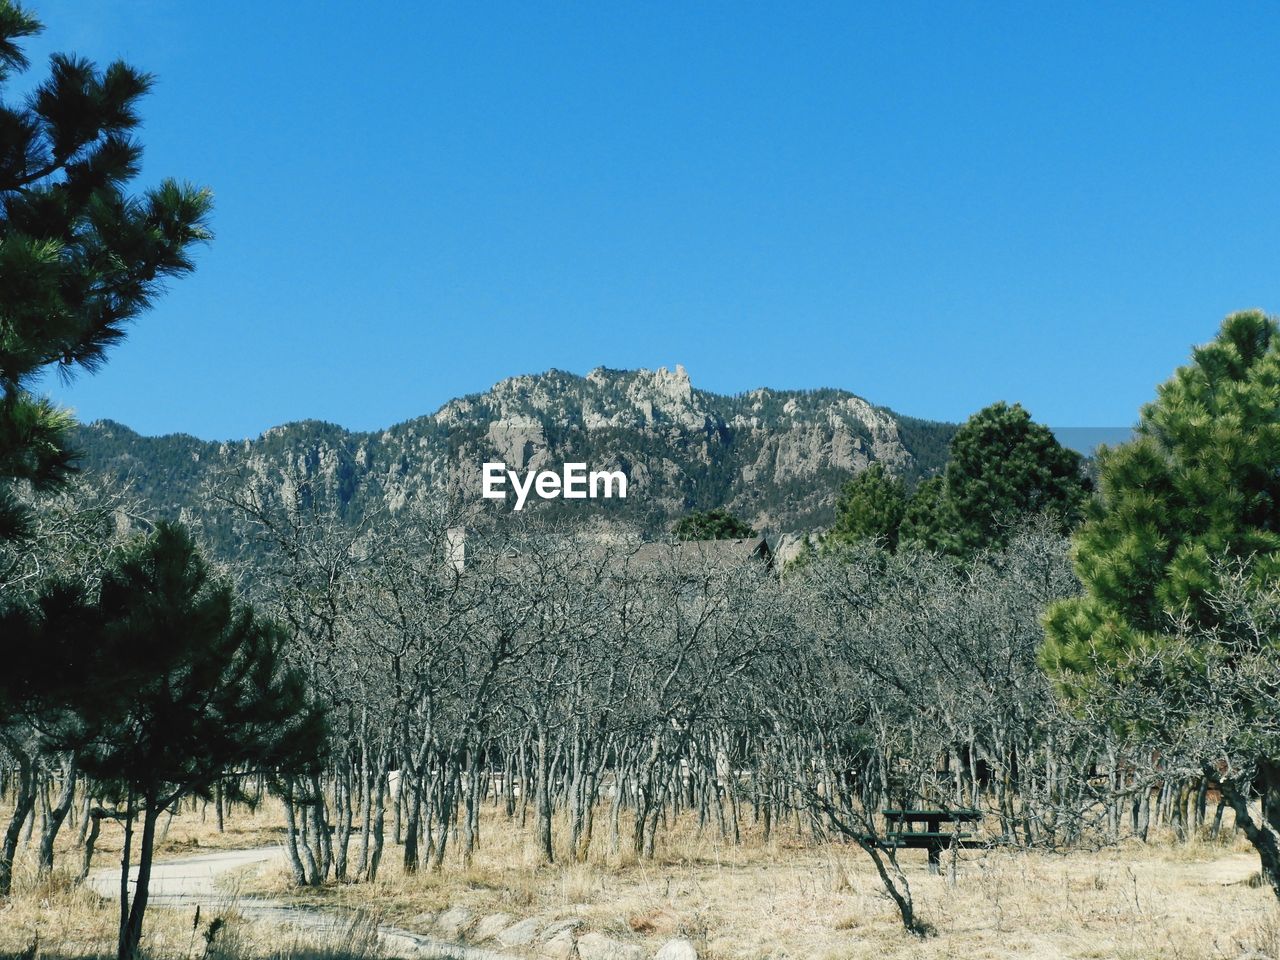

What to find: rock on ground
left=496, top=916, right=544, bottom=947
left=435, top=905, right=475, bottom=940
left=473, top=913, right=515, bottom=941
left=539, top=917, right=584, bottom=941
left=538, top=929, right=576, bottom=960
left=655, top=938, right=699, bottom=960
left=575, top=931, right=647, bottom=960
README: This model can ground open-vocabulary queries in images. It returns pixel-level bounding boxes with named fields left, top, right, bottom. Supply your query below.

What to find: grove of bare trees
left=107, top=465, right=1223, bottom=934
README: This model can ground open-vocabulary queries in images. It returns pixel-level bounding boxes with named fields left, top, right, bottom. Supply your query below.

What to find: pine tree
left=901, top=402, right=1087, bottom=557
left=0, top=1, right=211, bottom=539
left=48, top=523, right=326, bottom=959
left=823, top=462, right=908, bottom=551
left=850, top=403, right=1090, bottom=558
left=1042, top=310, right=1280, bottom=896
left=0, top=576, right=102, bottom=894
left=898, top=473, right=951, bottom=552
left=943, top=402, right=1087, bottom=554
left=673, top=507, right=756, bottom=541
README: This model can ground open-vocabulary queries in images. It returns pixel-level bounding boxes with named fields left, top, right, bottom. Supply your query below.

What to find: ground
left=2, top=800, right=1278, bottom=960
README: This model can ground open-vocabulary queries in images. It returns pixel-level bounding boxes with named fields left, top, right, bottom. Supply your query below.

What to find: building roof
left=447, top=526, right=774, bottom=577
left=622, top=537, right=774, bottom=573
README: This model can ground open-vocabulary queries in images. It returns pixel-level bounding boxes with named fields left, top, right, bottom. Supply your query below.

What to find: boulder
left=540, top=918, right=585, bottom=941
left=539, top=929, right=577, bottom=960
left=435, top=905, right=474, bottom=940
left=497, top=916, right=544, bottom=947
left=473, top=913, right=515, bottom=941
left=655, top=938, right=698, bottom=960
left=576, top=931, right=646, bottom=960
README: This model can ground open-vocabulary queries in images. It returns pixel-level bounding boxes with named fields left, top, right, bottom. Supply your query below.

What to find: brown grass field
left=2, top=801, right=1279, bottom=960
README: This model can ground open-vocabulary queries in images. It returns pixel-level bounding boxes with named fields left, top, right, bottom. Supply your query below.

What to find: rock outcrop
left=73, top=366, right=956, bottom=548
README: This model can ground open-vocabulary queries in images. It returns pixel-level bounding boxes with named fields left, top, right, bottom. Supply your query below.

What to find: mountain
left=70, top=365, right=957, bottom=549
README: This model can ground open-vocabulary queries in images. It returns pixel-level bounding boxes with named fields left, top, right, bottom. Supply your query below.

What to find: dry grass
left=0, top=860, right=386, bottom=960
left=103, top=803, right=287, bottom=860
left=0, top=802, right=379, bottom=960
left=0, top=860, right=193, bottom=959
left=4, top=799, right=1280, bottom=959
left=241, top=807, right=1280, bottom=960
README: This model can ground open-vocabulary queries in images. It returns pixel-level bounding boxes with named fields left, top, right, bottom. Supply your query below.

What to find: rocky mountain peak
left=72, top=367, right=958, bottom=546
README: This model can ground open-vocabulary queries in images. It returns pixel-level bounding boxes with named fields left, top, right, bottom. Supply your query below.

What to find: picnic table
left=865, top=808, right=985, bottom=873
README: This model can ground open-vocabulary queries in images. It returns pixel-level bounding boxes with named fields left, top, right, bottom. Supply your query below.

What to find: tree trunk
left=368, top=766, right=388, bottom=882
left=38, top=755, right=78, bottom=875
left=403, top=766, right=422, bottom=874
left=310, top=774, right=333, bottom=881
left=119, top=801, right=161, bottom=960
left=393, top=767, right=403, bottom=846
left=518, top=737, right=530, bottom=827
left=334, top=762, right=353, bottom=881
left=355, top=729, right=373, bottom=878
left=280, top=791, right=309, bottom=886
left=535, top=725, right=554, bottom=864
left=429, top=765, right=458, bottom=871
left=76, top=791, right=93, bottom=848
left=298, top=802, right=320, bottom=886
left=0, top=746, right=36, bottom=896
left=1211, top=796, right=1226, bottom=840
left=116, top=795, right=135, bottom=960
left=1219, top=772, right=1280, bottom=900
left=1133, top=787, right=1151, bottom=842
left=80, top=808, right=105, bottom=882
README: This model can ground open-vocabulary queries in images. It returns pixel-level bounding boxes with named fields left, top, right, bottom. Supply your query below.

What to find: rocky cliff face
left=72, top=365, right=956, bottom=546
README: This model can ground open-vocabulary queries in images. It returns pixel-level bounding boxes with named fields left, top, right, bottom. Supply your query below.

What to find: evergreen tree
left=1042, top=311, right=1280, bottom=895
left=943, top=401, right=1087, bottom=554
left=903, top=402, right=1087, bottom=557
left=898, top=473, right=950, bottom=552
left=0, top=576, right=102, bottom=894
left=55, top=523, right=326, bottom=959
left=823, top=462, right=908, bottom=551
left=0, top=1, right=211, bottom=540
left=673, top=507, right=756, bottom=541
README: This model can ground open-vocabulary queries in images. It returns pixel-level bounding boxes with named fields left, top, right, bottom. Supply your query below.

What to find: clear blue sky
left=26, top=2, right=1280, bottom=439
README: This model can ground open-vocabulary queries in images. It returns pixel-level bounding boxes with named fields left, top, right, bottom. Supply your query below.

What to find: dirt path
left=1196, top=850, right=1261, bottom=886
left=85, top=847, right=518, bottom=959
left=85, top=847, right=280, bottom=905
